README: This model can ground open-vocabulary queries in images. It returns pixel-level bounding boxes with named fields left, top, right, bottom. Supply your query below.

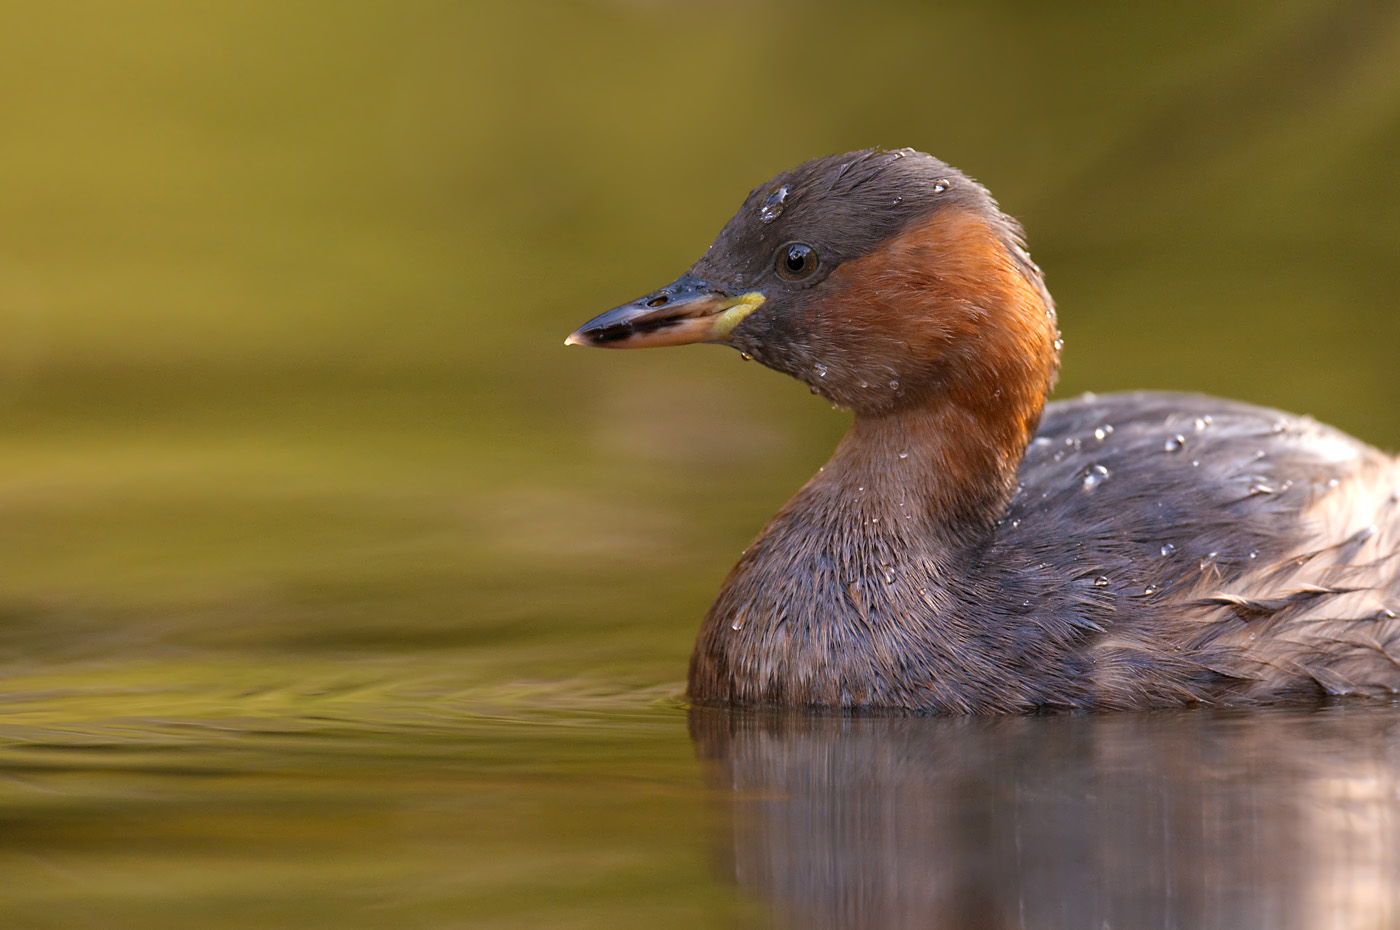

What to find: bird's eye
left=775, top=243, right=819, bottom=281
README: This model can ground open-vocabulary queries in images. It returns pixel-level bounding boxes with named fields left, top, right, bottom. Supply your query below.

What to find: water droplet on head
left=1248, top=550, right=1258, bottom=559
left=882, top=566, right=896, bottom=584
left=888, top=380, right=900, bottom=391
left=1010, top=519, right=1020, bottom=528
left=1144, top=584, right=1159, bottom=596
left=1164, top=434, right=1185, bottom=453
left=758, top=185, right=791, bottom=223
left=858, top=380, right=869, bottom=388
left=1093, top=576, right=1109, bottom=587
left=1248, top=483, right=1275, bottom=496
left=932, top=177, right=950, bottom=193
left=1191, top=460, right=1200, bottom=468
left=814, top=362, right=828, bottom=378
left=1271, top=421, right=1287, bottom=434
left=731, top=618, right=743, bottom=631
left=1094, top=425, right=1114, bottom=441
left=739, top=352, right=753, bottom=362
left=1160, top=543, right=1176, bottom=557
left=1194, top=416, right=1212, bottom=432
left=1081, top=464, right=1110, bottom=491
left=898, top=449, right=909, bottom=459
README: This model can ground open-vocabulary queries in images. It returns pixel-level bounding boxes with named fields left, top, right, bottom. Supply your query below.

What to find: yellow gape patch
left=711, top=292, right=766, bottom=339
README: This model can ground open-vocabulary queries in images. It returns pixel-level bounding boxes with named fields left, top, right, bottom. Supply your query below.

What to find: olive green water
left=2, top=2, right=1399, bottom=927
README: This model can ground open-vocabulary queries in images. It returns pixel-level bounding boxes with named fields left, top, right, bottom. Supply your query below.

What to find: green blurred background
left=0, top=1, right=1398, bottom=925
left=2, top=0, right=1397, bottom=678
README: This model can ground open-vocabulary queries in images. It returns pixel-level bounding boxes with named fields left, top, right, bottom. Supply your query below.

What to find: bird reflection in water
left=689, top=703, right=1399, bottom=929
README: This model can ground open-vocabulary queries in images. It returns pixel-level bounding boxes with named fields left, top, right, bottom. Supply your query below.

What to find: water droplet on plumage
left=731, top=618, right=743, bottom=631
left=739, top=352, right=753, bottom=362
left=758, top=185, right=790, bottom=223
left=1093, top=576, right=1109, bottom=587
left=889, top=380, right=900, bottom=391
left=1144, top=584, right=1159, bottom=596
left=883, top=566, right=896, bottom=583
left=1248, top=550, right=1259, bottom=559
left=932, top=178, right=950, bottom=193
left=1094, top=425, right=1113, bottom=441
left=1248, top=483, right=1275, bottom=496
left=1081, top=464, right=1110, bottom=491
left=858, top=380, right=869, bottom=388
left=898, top=450, right=909, bottom=459
left=1199, top=551, right=1219, bottom=571
left=1194, top=416, right=1212, bottom=432
left=1164, top=434, right=1185, bottom=452
left=814, top=362, right=828, bottom=378
left=1160, top=543, right=1176, bottom=557
left=1271, top=421, right=1287, bottom=434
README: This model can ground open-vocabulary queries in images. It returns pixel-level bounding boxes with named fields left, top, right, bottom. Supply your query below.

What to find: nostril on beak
left=646, top=295, right=669, bottom=308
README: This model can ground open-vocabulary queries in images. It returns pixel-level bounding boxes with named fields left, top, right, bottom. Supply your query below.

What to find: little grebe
left=566, top=148, right=1400, bottom=712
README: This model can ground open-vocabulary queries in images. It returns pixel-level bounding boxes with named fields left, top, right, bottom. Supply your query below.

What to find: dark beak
left=565, top=273, right=765, bottom=349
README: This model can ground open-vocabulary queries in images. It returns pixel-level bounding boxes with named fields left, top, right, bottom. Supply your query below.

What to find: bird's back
left=984, top=391, right=1400, bottom=707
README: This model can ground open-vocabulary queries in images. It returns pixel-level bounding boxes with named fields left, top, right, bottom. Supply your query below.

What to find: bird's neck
left=808, top=388, right=1040, bottom=551
left=785, top=204, right=1058, bottom=539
